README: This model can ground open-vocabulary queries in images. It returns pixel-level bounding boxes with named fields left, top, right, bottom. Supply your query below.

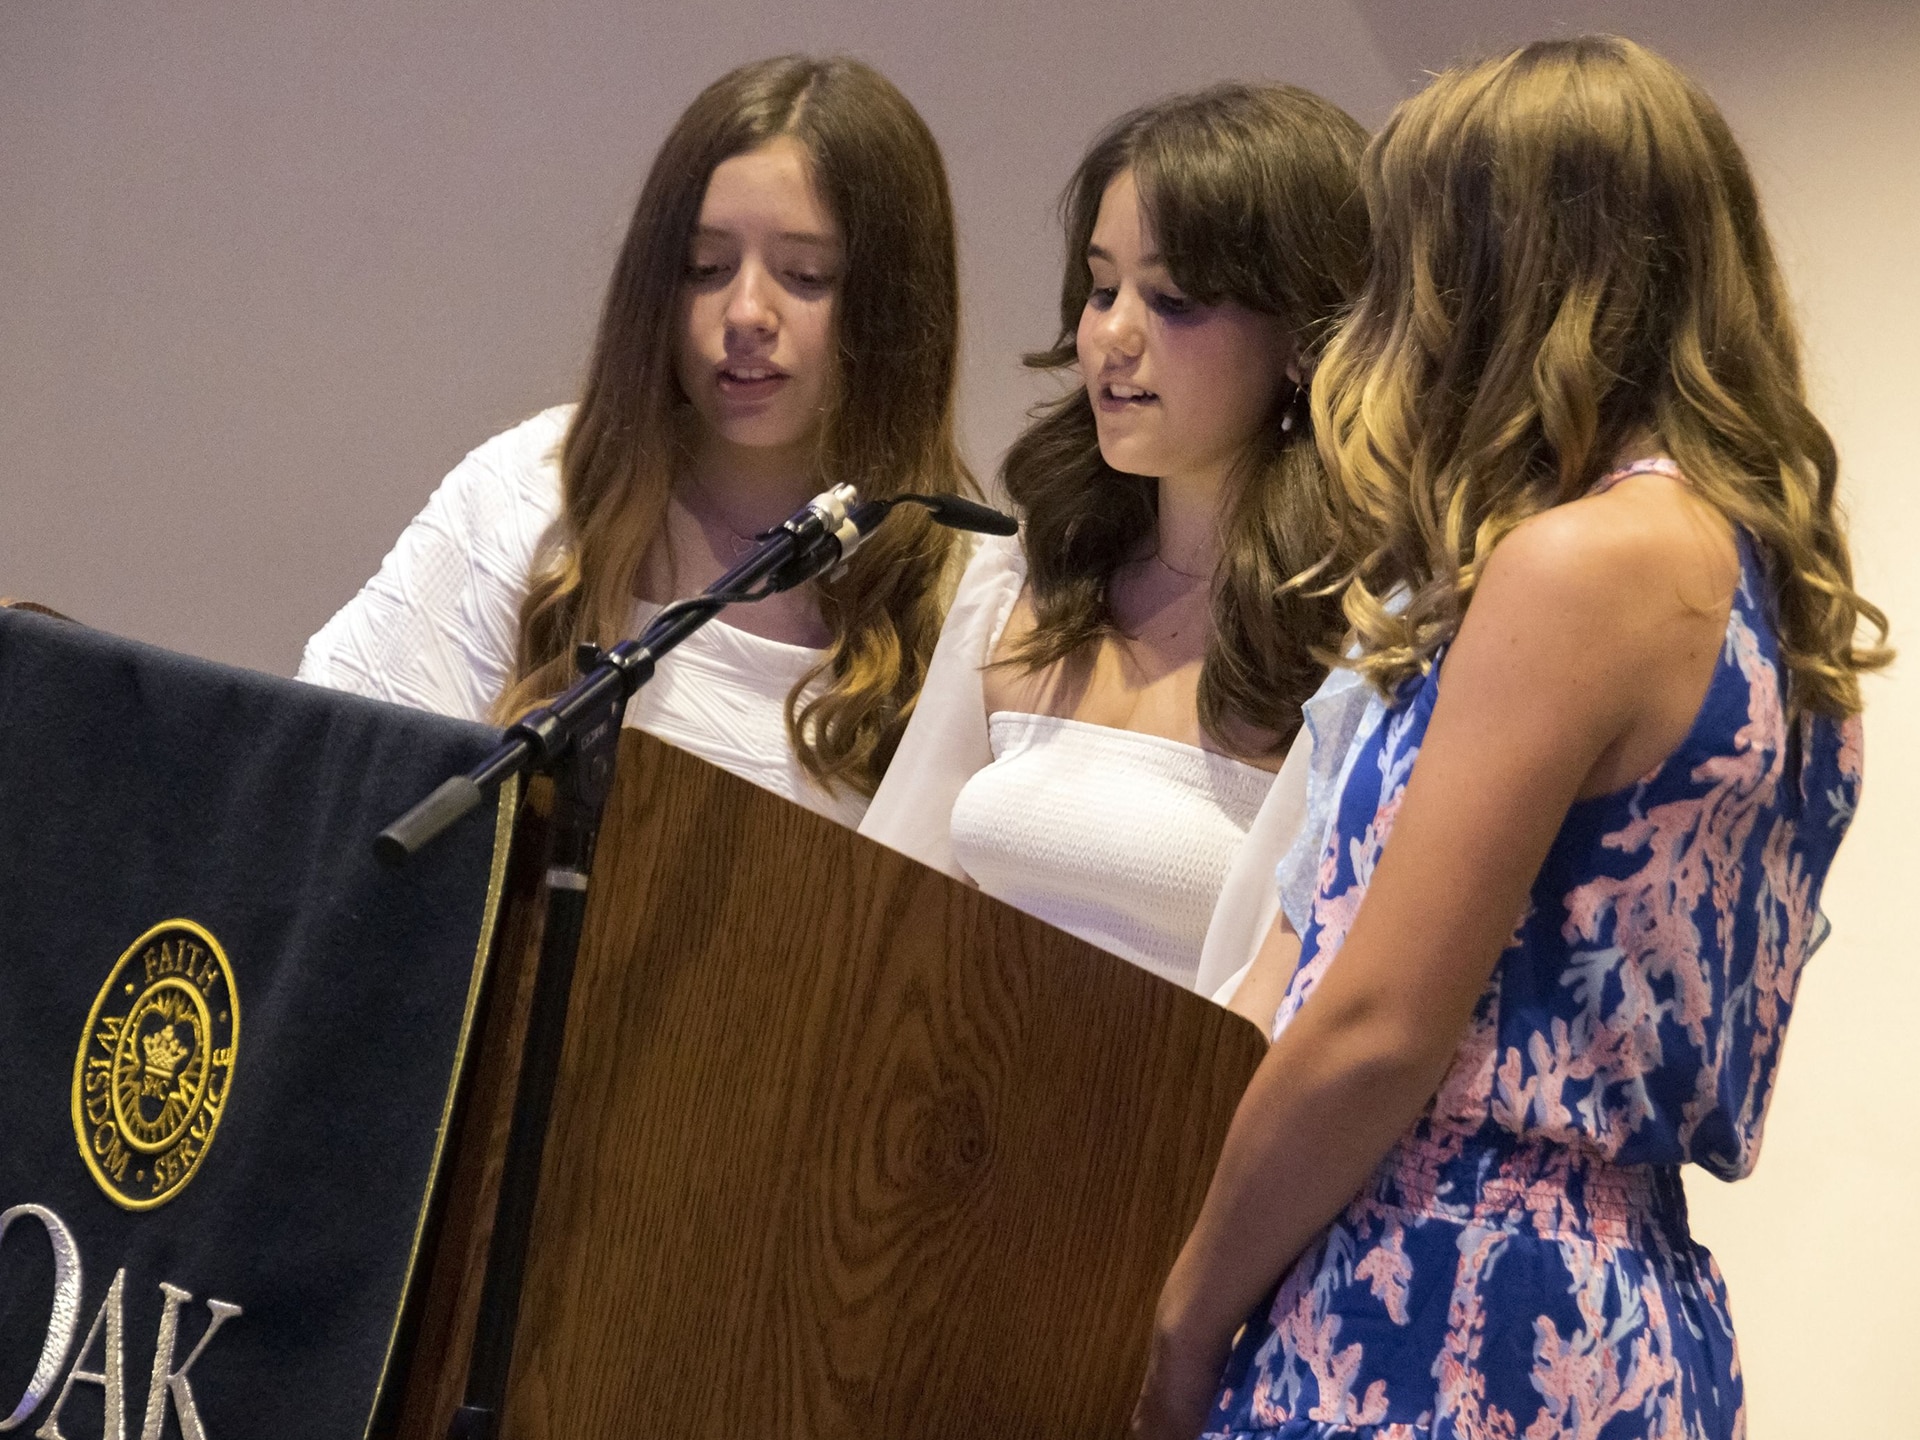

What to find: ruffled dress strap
left=1587, top=455, right=1684, bottom=496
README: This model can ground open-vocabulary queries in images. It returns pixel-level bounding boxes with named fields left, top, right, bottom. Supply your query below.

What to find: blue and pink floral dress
left=1207, top=463, right=1864, bottom=1439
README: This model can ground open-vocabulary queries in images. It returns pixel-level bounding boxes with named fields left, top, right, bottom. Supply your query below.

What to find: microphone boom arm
left=373, top=484, right=1013, bottom=862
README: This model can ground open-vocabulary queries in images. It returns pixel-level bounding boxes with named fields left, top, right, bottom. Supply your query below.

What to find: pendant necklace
left=681, top=489, right=770, bottom=557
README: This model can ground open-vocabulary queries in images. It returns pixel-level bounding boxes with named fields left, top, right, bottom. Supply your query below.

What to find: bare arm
left=1131, top=480, right=1737, bottom=1438
left=1223, top=916, right=1299, bottom=1035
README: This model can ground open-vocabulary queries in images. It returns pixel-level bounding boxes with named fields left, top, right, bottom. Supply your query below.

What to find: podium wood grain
left=398, top=730, right=1267, bottom=1439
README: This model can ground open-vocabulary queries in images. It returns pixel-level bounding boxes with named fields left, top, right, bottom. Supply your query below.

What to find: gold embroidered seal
left=72, top=919, right=239, bottom=1210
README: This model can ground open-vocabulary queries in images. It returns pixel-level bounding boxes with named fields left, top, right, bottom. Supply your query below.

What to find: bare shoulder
left=1450, top=473, right=1740, bottom=794
left=1474, top=474, right=1738, bottom=649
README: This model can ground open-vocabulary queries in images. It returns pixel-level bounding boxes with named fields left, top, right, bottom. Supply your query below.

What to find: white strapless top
left=625, top=600, right=866, bottom=829
left=949, top=711, right=1275, bottom=989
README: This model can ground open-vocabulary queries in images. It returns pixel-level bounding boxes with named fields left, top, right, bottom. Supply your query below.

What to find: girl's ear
left=1281, top=328, right=1308, bottom=389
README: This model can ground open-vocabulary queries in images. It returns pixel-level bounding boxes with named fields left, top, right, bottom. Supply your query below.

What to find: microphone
left=869, top=492, right=1020, bottom=537
left=376, top=484, right=1017, bottom=862
left=730, top=487, right=1018, bottom=596
left=836, top=491, right=1018, bottom=570
left=730, top=483, right=865, bottom=597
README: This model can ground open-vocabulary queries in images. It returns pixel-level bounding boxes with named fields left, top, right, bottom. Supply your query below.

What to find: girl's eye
left=1086, top=285, right=1118, bottom=310
left=685, top=262, right=729, bottom=283
left=786, top=271, right=835, bottom=291
left=1149, top=290, right=1196, bottom=317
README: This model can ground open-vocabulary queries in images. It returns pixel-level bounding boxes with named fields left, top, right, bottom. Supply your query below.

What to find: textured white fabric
left=297, top=405, right=867, bottom=828
left=625, top=599, right=867, bottom=830
left=951, top=712, right=1273, bottom=989
left=300, top=407, right=570, bottom=722
left=859, top=532, right=1313, bottom=1000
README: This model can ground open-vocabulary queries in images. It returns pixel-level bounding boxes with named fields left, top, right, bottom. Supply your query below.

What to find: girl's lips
left=1094, top=381, right=1158, bottom=414
left=716, top=366, right=790, bottom=402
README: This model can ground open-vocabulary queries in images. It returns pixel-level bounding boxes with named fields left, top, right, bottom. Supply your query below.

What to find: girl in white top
left=861, top=85, right=1371, bottom=998
left=300, top=57, right=971, bottom=825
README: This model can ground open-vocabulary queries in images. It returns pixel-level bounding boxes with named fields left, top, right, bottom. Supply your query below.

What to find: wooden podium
left=395, top=730, right=1267, bottom=1439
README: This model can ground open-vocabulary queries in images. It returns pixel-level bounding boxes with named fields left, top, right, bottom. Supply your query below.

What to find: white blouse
left=297, top=406, right=867, bottom=830
left=952, top=712, right=1274, bottom=989
left=859, top=533, right=1313, bottom=1000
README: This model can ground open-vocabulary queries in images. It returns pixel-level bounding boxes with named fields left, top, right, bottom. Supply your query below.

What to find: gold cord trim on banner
left=363, top=771, right=522, bottom=1440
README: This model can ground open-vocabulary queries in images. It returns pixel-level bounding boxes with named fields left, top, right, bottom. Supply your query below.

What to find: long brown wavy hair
left=498, top=56, right=970, bottom=794
left=1316, top=35, right=1889, bottom=713
left=1002, top=84, right=1370, bottom=752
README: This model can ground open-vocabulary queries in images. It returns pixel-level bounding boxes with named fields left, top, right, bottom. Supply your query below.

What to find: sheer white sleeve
left=857, top=532, right=1026, bottom=878
left=1195, top=722, right=1312, bottom=1004
left=296, top=407, right=571, bottom=724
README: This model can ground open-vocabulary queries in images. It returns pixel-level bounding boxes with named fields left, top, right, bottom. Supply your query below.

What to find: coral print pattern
left=1207, top=468, right=1863, bottom=1439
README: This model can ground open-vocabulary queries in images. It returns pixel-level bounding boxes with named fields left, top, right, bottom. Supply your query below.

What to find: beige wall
left=4, top=1, right=1913, bottom=1432
left=0, top=0, right=1403, bottom=672
left=1637, top=11, right=1920, bottom=1431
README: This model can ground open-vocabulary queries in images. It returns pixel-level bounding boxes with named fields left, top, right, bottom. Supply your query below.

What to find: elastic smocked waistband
left=1357, top=1131, right=1693, bottom=1251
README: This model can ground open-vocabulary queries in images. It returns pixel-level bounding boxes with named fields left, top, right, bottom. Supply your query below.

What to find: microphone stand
left=371, top=484, right=1015, bottom=1440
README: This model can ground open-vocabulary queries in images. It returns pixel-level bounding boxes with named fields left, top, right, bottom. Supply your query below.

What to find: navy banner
left=0, top=610, right=515, bottom=1439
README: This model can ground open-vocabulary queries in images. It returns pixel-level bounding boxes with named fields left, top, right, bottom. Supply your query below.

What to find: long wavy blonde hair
left=497, top=56, right=969, bottom=795
left=1313, top=35, right=1888, bottom=714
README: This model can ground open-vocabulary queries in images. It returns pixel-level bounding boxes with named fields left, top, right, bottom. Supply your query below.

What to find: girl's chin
left=693, top=401, right=814, bottom=445
left=1094, top=439, right=1169, bottom=479
left=704, top=420, right=820, bottom=461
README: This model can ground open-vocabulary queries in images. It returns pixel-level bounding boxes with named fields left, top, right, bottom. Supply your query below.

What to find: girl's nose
left=1089, top=288, right=1144, bottom=358
left=725, top=259, right=777, bottom=335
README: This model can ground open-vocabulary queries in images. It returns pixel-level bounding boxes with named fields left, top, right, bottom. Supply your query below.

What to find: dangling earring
left=1279, top=374, right=1309, bottom=434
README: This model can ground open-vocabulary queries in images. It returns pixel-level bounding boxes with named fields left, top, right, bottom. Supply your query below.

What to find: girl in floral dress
left=1132, top=36, right=1890, bottom=1440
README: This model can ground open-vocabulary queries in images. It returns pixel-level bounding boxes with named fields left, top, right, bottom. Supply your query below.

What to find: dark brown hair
left=499, top=55, right=971, bottom=794
left=1316, top=35, right=1889, bottom=712
left=1002, top=83, right=1370, bottom=752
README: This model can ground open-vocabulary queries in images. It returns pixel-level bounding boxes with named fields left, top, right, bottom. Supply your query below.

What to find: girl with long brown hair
left=1134, top=36, right=1888, bottom=1440
left=860, top=83, right=1369, bottom=996
left=300, top=56, right=968, bottom=824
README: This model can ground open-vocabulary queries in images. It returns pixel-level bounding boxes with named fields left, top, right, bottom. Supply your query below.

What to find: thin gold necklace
left=1150, top=548, right=1210, bottom=582
left=679, top=489, right=776, bottom=556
